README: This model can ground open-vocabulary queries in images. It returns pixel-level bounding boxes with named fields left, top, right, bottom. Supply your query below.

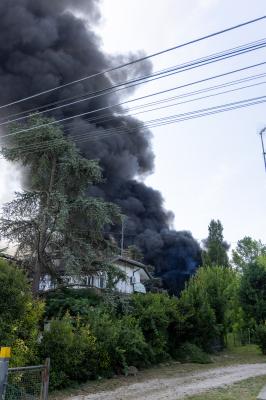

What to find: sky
left=95, top=0, right=266, bottom=246
left=0, top=0, right=265, bottom=249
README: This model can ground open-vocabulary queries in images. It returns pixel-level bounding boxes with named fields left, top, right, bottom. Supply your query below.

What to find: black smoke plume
left=0, top=0, right=201, bottom=294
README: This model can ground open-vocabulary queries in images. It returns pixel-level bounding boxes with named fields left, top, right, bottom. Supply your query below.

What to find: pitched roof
left=112, top=255, right=152, bottom=279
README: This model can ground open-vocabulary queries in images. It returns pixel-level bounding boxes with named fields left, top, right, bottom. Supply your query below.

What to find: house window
left=87, top=276, right=94, bottom=286
left=130, top=275, right=137, bottom=285
left=99, top=276, right=105, bottom=288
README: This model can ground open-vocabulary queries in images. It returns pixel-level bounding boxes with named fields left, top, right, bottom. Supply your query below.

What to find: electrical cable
left=3, top=95, right=265, bottom=158
left=0, top=15, right=264, bottom=110
left=1, top=37, right=265, bottom=127
left=2, top=60, right=265, bottom=139
left=2, top=75, right=266, bottom=155
left=61, top=77, right=266, bottom=132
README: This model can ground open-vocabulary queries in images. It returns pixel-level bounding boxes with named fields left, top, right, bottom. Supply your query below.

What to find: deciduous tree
left=202, top=219, right=229, bottom=267
left=239, top=256, right=266, bottom=327
left=178, top=266, right=239, bottom=349
left=232, top=236, right=266, bottom=271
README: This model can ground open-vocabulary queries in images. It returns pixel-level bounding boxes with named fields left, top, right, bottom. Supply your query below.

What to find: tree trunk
left=32, top=258, right=42, bottom=294
left=32, top=156, right=57, bottom=295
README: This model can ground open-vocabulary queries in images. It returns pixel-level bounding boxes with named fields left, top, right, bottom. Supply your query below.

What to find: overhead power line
left=0, top=15, right=265, bottom=111
left=2, top=60, right=265, bottom=140
left=2, top=95, right=265, bottom=158
left=1, top=37, right=265, bottom=127
left=1, top=37, right=265, bottom=128
left=71, top=95, right=266, bottom=144
left=61, top=79, right=266, bottom=132
left=3, top=75, right=265, bottom=155
left=57, top=72, right=266, bottom=133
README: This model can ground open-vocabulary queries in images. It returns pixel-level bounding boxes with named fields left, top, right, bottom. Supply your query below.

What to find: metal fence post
left=41, top=358, right=50, bottom=400
left=0, top=347, right=11, bottom=400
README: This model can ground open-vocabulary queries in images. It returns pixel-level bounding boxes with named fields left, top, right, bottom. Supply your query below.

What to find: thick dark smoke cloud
left=0, top=0, right=201, bottom=294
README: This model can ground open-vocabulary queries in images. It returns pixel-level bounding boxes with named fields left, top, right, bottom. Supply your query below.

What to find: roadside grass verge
left=50, top=345, right=266, bottom=400
left=186, top=375, right=266, bottom=400
left=211, top=344, right=264, bottom=367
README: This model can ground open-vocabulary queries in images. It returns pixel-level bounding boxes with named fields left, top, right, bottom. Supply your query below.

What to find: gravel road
left=70, top=363, right=266, bottom=400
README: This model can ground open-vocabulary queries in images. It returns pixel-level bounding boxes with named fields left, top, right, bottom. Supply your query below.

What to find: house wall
left=39, top=262, right=146, bottom=293
left=115, top=263, right=142, bottom=294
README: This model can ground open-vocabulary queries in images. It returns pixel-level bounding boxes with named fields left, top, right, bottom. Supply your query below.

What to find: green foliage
left=131, top=293, right=182, bottom=362
left=202, top=219, right=229, bottom=267
left=115, top=316, right=148, bottom=368
left=0, top=260, right=248, bottom=390
left=239, top=256, right=266, bottom=327
left=41, top=291, right=187, bottom=389
left=101, top=291, right=134, bottom=317
left=255, top=324, right=266, bottom=354
left=178, top=276, right=217, bottom=350
left=85, top=309, right=147, bottom=371
left=0, top=258, right=44, bottom=366
left=178, top=266, right=238, bottom=350
left=232, top=236, right=266, bottom=272
left=176, top=342, right=212, bottom=364
left=45, top=288, right=103, bottom=319
left=40, top=316, right=99, bottom=389
left=0, top=115, right=121, bottom=292
left=224, top=274, right=245, bottom=337
left=41, top=311, right=148, bottom=388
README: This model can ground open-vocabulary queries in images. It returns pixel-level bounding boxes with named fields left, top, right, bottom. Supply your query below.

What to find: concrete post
left=0, top=347, right=11, bottom=400
left=41, top=358, right=50, bottom=400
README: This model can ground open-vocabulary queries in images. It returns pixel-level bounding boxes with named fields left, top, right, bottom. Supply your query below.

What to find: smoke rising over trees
left=0, top=0, right=201, bottom=293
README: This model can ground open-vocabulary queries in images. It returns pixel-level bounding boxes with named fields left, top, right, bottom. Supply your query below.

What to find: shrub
left=114, top=316, right=148, bottom=369
left=0, top=258, right=44, bottom=366
left=41, top=311, right=149, bottom=388
left=83, top=310, right=120, bottom=374
left=255, top=324, right=266, bottom=354
left=176, top=342, right=212, bottom=364
left=40, top=316, right=99, bottom=389
left=85, top=310, right=147, bottom=372
left=45, top=288, right=102, bottom=319
left=131, top=293, right=181, bottom=363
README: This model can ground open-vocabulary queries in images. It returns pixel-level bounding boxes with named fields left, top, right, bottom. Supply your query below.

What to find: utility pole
left=120, top=216, right=126, bottom=256
left=259, top=127, right=266, bottom=174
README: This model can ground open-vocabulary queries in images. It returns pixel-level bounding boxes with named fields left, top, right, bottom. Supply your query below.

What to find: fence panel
left=5, top=359, right=49, bottom=400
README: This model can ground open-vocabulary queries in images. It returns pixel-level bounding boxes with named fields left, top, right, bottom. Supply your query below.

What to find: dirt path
left=70, top=363, right=266, bottom=400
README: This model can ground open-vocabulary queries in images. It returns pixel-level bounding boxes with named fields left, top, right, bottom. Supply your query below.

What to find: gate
left=5, top=359, right=50, bottom=400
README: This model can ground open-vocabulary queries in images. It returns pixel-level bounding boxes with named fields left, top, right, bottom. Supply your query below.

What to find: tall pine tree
left=0, top=115, right=121, bottom=293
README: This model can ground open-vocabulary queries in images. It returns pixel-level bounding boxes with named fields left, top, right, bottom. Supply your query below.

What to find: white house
left=112, top=255, right=151, bottom=294
left=39, top=255, right=151, bottom=294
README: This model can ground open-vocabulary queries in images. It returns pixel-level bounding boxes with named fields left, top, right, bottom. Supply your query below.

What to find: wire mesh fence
left=226, top=330, right=257, bottom=348
left=5, top=360, right=50, bottom=400
left=232, top=329, right=256, bottom=346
